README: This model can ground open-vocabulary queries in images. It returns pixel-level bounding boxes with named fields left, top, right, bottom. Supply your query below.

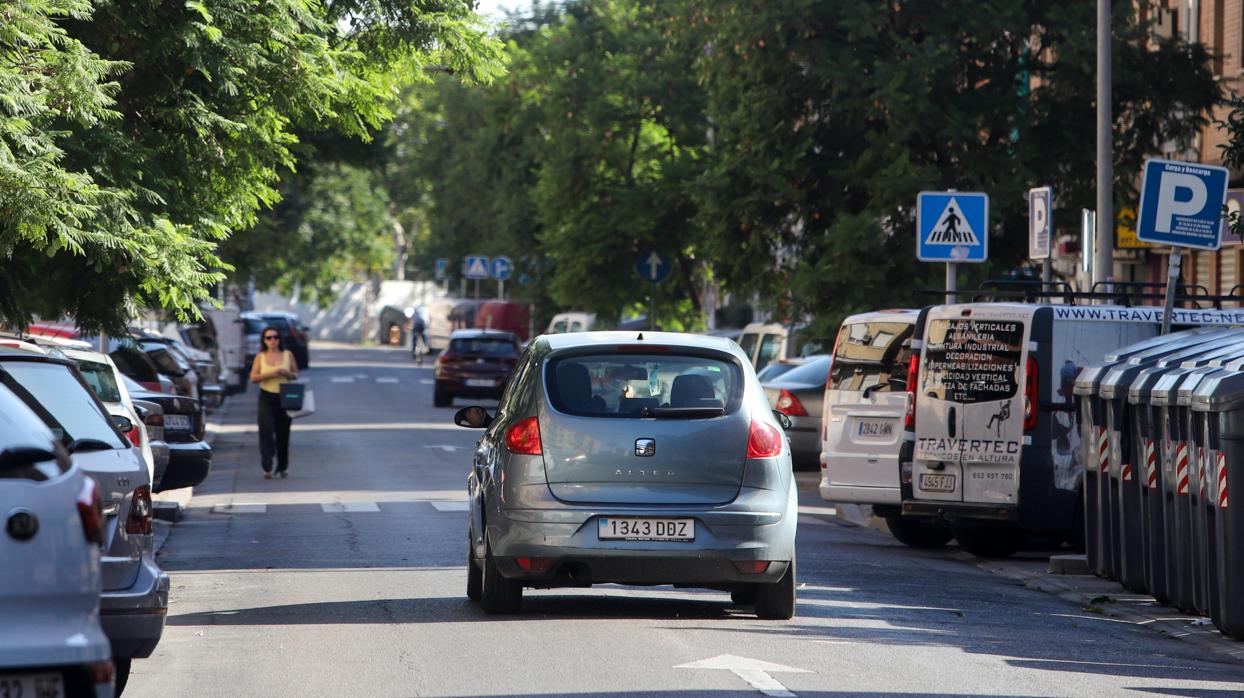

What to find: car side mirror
left=772, top=410, right=793, bottom=430
left=454, top=406, right=493, bottom=429
left=112, top=415, right=135, bottom=434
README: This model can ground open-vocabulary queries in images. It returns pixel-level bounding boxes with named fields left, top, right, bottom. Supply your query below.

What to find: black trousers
left=257, top=390, right=292, bottom=472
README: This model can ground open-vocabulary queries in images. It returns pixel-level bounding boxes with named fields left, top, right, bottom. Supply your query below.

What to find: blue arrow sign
left=635, top=248, right=672, bottom=283
left=1137, top=158, right=1229, bottom=250
left=490, top=256, right=513, bottom=281
left=434, top=258, right=448, bottom=280
left=464, top=255, right=490, bottom=280
left=917, top=191, right=989, bottom=263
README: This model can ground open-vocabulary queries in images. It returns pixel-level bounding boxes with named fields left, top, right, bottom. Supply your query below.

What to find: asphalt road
left=126, top=344, right=1244, bottom=697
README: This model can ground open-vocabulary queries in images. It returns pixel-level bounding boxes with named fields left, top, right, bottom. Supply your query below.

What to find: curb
left=150, top=394, right=233, bottom=558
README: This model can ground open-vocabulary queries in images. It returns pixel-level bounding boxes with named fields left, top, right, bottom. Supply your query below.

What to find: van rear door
left=913, top=307, right=1032, bottom=505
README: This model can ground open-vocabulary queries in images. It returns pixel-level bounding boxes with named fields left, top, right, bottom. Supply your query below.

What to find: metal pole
left=459, top=278, right=465, bottom=299
left=649, top=282, right=656, bottom=331
left=499, top=279, right=505, bottom=301
left=1041, top=259, right=1052, bottom=286
left=1160, top=248, right=1182, bottom=335
left=945, top=262, right=958, bottom=304
left=1094, top=0, right=1114, bottom=298
left=474, top=278, right=479, bottom=299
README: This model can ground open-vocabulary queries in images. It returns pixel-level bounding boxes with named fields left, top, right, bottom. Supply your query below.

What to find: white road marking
left=425, top=445, right=461, bottom=453
left=330, top=377, right=355, bottom=383
left=321, top=502, right=381, bottom=513
left=797, top=515, right=832, bottom=527
left=211, top=503, right=267, bottom=515
left=375, top=377, right=399, bottom=384
left=429, top=501, right=470, bottom=512
left=419, top=379, right=434, bottom=385
left=675, top=655, right=810, bottom=698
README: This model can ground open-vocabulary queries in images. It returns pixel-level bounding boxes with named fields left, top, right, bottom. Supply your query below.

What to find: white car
left=0, top=383, right=115, bottom=697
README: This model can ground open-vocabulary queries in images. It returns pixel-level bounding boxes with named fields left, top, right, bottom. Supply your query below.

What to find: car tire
left=885, top=515, right=954, bottom=549
left=481, top=545, right=522, bottom=614
left=953, top=524, right=1022, bottom=559
left=466, top=536, right=483, bottom=602
left=114, top=657, right=132, bottom=695
left=433, top=385, right=452, bottom=408
left=730, top=587, right=756, bottom=605
left=753, top=557, right=796, bottom=620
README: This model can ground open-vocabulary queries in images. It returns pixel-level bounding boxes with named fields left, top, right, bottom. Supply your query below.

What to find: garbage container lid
left=1190, top=368, right=1244, bottom=412
left=1151, top=367, right=1199, bottom=406
left=1077, top=328, right=1239, bottom=397
left=1073, top=365, right=1107, bottom=396
left=1177, top=366, right=1227, bottom=405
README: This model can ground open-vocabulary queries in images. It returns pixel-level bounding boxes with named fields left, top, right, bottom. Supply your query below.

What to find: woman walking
left=250, top=326, right=298, bottom=479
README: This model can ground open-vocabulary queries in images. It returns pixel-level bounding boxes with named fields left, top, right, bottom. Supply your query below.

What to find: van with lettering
left=819, top=310, right=952, bottom=548
left=902, top=302, right=1170, bottom=557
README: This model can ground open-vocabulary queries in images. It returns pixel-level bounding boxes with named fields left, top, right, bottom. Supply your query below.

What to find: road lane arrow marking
left=675, top=655, right=810, bottom=697
left=425, top=445, right=461, bottom=453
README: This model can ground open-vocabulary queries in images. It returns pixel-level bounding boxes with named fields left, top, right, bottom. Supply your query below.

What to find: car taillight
left=823, top=356, right=835, bottom=441
left=139, top=380, right=161, bottom=392
left=904, top=353, right=919, bottom=431
left=504, top=416, right=542, bottom=455
left=775, top=389, right=808, bottom=417
left=77, top=478, right=104, bottom=546
left=124, top=424, right=142, bottom=448
left=437, top=352, right=459, bottom=365
left=747, top=420, right=783, bottom=459
left=1024, top=356, right=1038, bottom=432
left=144, top=413, right=164, bottom=428
left=125, top=485, right=153, bottom=536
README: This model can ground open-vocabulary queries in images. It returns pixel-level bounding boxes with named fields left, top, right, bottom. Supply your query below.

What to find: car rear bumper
left=494, top=551, right=791, bottom=586
left=901, top=499, right=1019, bottom=523
left=157, top=441, right=212, bottom=493
left=100, top=555, right=168, bottom=659
left=819, top=482, right=900, bottom=505
left=436, top=378, right=504, bottom=398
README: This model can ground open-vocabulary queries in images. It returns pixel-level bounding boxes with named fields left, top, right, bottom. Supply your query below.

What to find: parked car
left=545, top=311, right=596, bottom=334
left=136, top=338, right=199, bottom=400
left=763, top=354, right=831, bottom=470
left=0, top=383, right=116, bottom=698
left=197, top=304, right=248, bottom=395
left=254, top=312, right=310, bottom=369
left=122, top=376, right=211, bottom=493
left=453, top=331, right=797, bottom=618
left=137, top=330, right=223, bottom=407
left=754, top=357, right=806, bottom=383
left=0, top=348, right=169, bottom=692
left=737, top=322, right=824, bottom=372
left=434, top=330, right=520, bottom=407
left=17, top=323, right=176, bottom=396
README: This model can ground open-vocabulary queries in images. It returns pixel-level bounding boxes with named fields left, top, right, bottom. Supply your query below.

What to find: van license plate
left=920, top=473, right=956, bottom=492
left=857, top=420, right=894, bottom=437
left=0, top=673, right=63, bottom=698
left=598, top=517, right=694, bottom=542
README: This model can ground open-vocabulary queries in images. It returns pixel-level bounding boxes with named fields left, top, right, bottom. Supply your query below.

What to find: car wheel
left=481, top=545, right=522, bottom=614
left=433, top=385, right=452, bottom=408
left=730, top=587, right=756, bottom=605
left=885, top=515, right=954, bottom=549
left=114, top=657, right=132, bottom=695
left=753, top=557, right=796, bottom=620
left=466, top=536, right=483, bottom=602
left=953, top=524, right=1022, bottom=559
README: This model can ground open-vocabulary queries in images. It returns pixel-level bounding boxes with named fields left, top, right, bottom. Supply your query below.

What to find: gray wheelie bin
left=1190, top=364, right=1244, bottom=638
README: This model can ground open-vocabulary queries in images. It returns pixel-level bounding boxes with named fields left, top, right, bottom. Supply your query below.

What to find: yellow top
left=259, top=351, right=292, bottom=393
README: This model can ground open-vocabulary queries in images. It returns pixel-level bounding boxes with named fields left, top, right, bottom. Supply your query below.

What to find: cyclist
left=411, top=306, right=430, bottom=363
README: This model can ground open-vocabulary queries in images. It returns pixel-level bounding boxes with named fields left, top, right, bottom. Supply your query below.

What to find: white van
left=546, top=311, right=597, bottom=334
left=901, top=302, right=1242, bottom=557
left=819, top=310, right=952, bottom=547
left=200, top=304, right=247, bottom=394
left=737, top=322, right=823, bottom=372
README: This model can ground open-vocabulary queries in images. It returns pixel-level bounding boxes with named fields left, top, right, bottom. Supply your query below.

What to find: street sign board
left=490, top=256, right=513, bottom=281
left=434, top=258, right=448, bottom=280
left=916, top=191, right=989, bottom=263
left=635, top=248, right=672, bottom=283
left=1028, top=186, right=1052, bottom=260
left=1224, top=189, right=1244, bottom=245
left=464, top=255, right=490, bottom=280
left=1136, top=158, right=1229, bottom=250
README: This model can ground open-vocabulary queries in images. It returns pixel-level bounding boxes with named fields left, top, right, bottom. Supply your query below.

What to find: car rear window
left=243, top=317, right=266, bottom=334
left=144, top=345, right=186, bottom=376
left=0, top=362, right=126, bottom=448
left=110, top=347, right=158, bottom=382
left=829, top=321, right=914, bottom=393
left=546, top=353, right=742, bottom=417
left=772, top=356, right=831, bottom=385
left=450, top=338, right=516, bottom=355
left=75, top=359, right=122, bottom=403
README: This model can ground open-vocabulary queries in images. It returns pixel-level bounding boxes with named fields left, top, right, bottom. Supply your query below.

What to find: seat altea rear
left=457, top=331, right=798, bottom=619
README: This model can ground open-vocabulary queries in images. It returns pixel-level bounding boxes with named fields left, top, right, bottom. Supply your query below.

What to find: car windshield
left=450, top=338, right=515, bottom=355
left=546, top=353, right=742, bottom=417
left=243, top=317, right=267, bottom=334
left=771, top=355, right=831, bottom=385
left=75, top=359, right=123, bottom=403
left=0, top=362, right=126, bottom=448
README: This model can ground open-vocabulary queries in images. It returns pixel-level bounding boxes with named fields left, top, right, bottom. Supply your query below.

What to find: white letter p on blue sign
left=1155, top=171, right=1208, bottom=234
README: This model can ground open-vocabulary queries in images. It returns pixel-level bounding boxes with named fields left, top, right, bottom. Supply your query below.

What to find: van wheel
left=885, top=515, right=954, bottom=549
left=466, top=536, right=482, bottom=602
left=754, top=557, right=796, bottom=620
left=433, top=385, right=451, bottom=408
left=481, top=545, right=522, bottom=614
left=953, top=525, right=1021, bottom=559
left=114, top=657, right=131, bottom=695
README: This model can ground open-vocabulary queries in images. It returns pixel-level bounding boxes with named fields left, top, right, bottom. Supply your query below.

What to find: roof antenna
left=636, top=332, right=644, bottom=341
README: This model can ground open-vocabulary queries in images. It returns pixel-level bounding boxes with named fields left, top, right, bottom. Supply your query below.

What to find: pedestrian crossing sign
left=917, top=191, right=989, bottom=263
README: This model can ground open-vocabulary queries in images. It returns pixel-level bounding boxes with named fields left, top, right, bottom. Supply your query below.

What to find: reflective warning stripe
left=1121, top=461, right=1134, bottom=482
left=1145, top=439, right=1158, bottom=489
left=1219, top=451, right=1229, bottom=510
left=1096, top=427, right=1109, bottom=474
left=1176, top=442, right=1190, bottom=495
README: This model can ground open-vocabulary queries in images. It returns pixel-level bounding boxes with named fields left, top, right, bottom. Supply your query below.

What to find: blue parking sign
left=1136, top=158, right=1229, bottom=250
left=917, top=191, right=989, bottom=263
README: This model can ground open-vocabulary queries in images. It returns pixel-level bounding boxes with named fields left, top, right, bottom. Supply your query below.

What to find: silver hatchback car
left=455, top=331, right=798, bottom=618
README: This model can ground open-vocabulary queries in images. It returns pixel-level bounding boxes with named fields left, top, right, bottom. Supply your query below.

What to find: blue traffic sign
left=490, top=256, right=513, bottom=281
left=917, top=191, right=989, bottom=263
left=463, top=255, right=490, bottom=280
left=1137, top=159, right=1229, bottom=250
left=434, top=258, right=448, bottom=280
left=1028, top=186, right=1052, bottom=260
left=635, top=248, right=672, bottom=283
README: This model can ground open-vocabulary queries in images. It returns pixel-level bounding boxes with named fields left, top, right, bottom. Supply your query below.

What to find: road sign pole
left=1094, top=0, right=1113, bottom=298
left=474, top=278, right=479, bottom=299
left=498, top=279, right=505, bottom=301
left=1042, top=259, right=1052, bottom=286
left=650, top=282, right=656, bottom=331
left=1160, top=248, right=1182, bottom=336
left=945, top=263, right=958, bottom=304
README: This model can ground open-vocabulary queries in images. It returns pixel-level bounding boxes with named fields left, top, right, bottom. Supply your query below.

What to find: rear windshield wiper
left=640, top=406, right=726, bottom=419
left=68, top=438, right=115, bottom=453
